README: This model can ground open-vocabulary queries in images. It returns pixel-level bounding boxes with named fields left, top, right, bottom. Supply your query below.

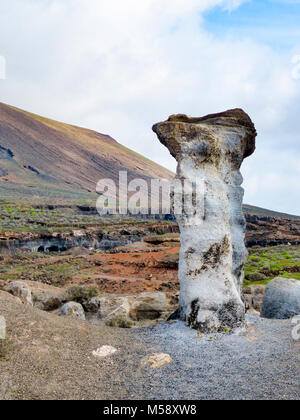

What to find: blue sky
left=0, top=0, right=299, bottom=214
left=204, top=0, right=300, bottom=49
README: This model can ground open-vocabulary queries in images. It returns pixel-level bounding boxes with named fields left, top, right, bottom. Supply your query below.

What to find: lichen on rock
left=153, top=108, right=257, bottom=332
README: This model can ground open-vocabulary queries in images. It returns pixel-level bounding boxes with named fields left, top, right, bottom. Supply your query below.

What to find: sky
left=0, top=0, right=299, bottom=215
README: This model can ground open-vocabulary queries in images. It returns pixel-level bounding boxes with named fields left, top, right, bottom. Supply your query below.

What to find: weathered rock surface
left=261, top=277, right=300, bottom=319
left=97, top=295, right=130, bottom=324
left=84, top=296, right=102, bottom=313
left=0, top=315, right=6, bottom=339
left=153, top=109, right=257, bottom=332
left=141, top=353, right=173, bottom=369
left=4, top=281, right=33, bottom=306
left=1, top=279, right=178, bottom=326
left=93, top=292, right=178, bottom=326
left=128, top=292, right=177, bottom=321
left=60, top=302, right=86, bottom=320
left=26, top=281, right=67, bottom=311
left=0, top=221, right=179, bottom=255
left=0, top=290, right=22, bottom=305
left=243, top=285, right=265, bottom=313
left=245, top=214, right=300, bottom=247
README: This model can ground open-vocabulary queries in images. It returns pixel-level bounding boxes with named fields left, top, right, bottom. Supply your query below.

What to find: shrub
left=106, top=315, right=132, bottom=328
left=245, top=272, right=268, bottom=282
left=67, top=285, right=99, bottom=304
left=0, top=338, right=14, bottom=360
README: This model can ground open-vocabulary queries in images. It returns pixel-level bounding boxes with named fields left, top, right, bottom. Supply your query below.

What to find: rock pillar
left=153, top=109, right=256, bottom=332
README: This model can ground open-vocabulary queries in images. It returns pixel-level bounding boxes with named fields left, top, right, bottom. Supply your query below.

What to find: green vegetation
left=0, top=256, right=90, bottom=286
left=0, top=340, right=8, bottom=360
left=67, top=285, right=99, bottom=304
left=0, top=335, right=15, bottom=361
left=0, top=201, right=103, bottom=232
left=244, top=245, right=300, bottom=286
left=0, top=200, right=164, bottom=233
left=106, top=315, right=132, bottom=328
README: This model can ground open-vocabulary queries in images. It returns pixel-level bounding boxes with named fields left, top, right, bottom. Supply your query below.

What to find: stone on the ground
left=92, top=345, right=117, bottom=359
left=243, top=285, right=265, bottom=313
left=142, top=353, right=172, bottom=369
left=0, top=290, right=22, bottom=304
left=84, top=296, right=102, bottom=313
left=26, top=282, right=67, bottom=311
left=4, top=281, right=33, bottom=306
left=92, top=292, right=178, bottom=326
left=60, top=302, right=86, bottom=320
left=153, top=109, right=257, bottom=332
left=33, top=289, right=65, bottom=311
left=128, top=292, right=178, bottom=321
left=97, top=296, right=130, bottom=324
left=261, top=277, right=300, bottom=319
left=0, top=316, right=6, bottom=340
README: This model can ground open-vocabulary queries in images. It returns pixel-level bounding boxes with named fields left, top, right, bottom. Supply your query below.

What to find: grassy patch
left=0, top=201, right=105, bottom=233
left=0, top=257, right=90, bottom=286
left=66, top=285, right=99, bottom=304
left=106, top=315, right=132, bottom=328
left=244, top=245, right=300, bottom=287
left=0, top=336, right=15, bottom=361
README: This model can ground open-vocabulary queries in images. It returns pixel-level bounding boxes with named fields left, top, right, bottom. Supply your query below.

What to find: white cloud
left=0, top=0, right=299, bottom=214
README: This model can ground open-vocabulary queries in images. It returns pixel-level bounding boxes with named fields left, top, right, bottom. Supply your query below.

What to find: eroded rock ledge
left=153, top=109, right=257, bottom=332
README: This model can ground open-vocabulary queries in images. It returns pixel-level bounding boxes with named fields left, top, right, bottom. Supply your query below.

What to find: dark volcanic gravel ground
left=0, top=292, right=299, bottom=400
left=128, top=315, right=300, bottom=400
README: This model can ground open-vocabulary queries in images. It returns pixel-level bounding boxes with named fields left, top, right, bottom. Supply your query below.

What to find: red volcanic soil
left=72, top=245, right=180, bottom=294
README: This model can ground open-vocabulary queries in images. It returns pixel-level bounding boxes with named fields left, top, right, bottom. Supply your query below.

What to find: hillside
left=0, top=102, right=173, bottom=204
left=0, top=102, right=299, bottom=222
left=243, top=204, right=300, bottom=220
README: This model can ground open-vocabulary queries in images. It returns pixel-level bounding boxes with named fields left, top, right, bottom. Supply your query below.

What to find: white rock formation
left=153, top=109, right=256, bottom=332
left=0, top=316, right=6, bottom=340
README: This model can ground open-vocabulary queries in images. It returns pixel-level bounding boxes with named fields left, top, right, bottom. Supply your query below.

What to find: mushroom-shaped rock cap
left=153, top=108, right=257, bottom=161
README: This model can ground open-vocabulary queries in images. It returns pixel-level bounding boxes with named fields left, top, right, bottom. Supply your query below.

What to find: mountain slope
left=243, top=204, right=300, bottom=220
left=0, top=102, right=173, bottom=203
left=0, top=102, right=299, bottom=221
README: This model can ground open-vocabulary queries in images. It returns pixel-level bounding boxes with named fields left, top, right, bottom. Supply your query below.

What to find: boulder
left=128, top=292, right=177, bottom=321
left=97, top=296, right=130, bottom=323
left=88, top=292, right=178, bottom=327
left=60, top=302, right=85, bottom=320
left=84, top=296, right=102, bottom=313
left=3, top=281, right=67, bottom=312
left=4, top=281, right=33, bottom=306
left=243, top=285, right=265, bottom=313
left=261, top=277, right=300, bottom=319
left=25, top=281, right=67, bottom=311
left=0, top=290, right=22, bottom=305
left=33, top=289, right=66, bottom=311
